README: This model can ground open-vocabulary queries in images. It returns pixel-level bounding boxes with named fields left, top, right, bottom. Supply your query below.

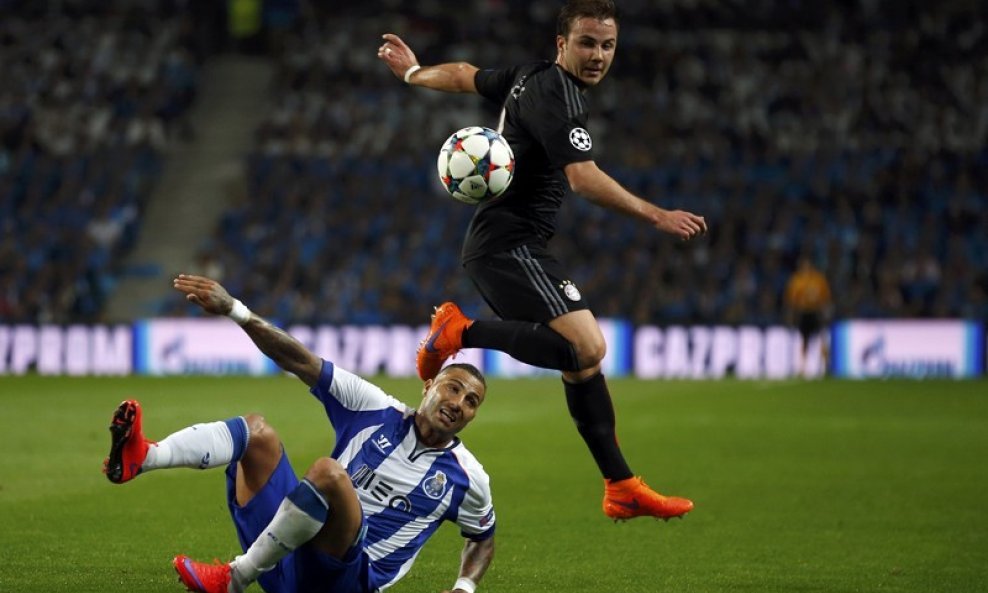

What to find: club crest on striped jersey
left=421, top=470, right=449, bottom=499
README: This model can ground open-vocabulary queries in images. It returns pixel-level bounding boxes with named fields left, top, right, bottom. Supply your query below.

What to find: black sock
left=563, top=372, right=633, bottom=481
left=462, top=320, right=581, bottom=371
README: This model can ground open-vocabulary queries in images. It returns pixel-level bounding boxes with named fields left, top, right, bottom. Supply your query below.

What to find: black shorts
left=797, top=311, right=823, bottom=341
left=463, top=245, right=590, bottom=323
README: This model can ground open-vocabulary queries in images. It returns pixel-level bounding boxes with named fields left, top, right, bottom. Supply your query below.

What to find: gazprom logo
left=859, top=334, right=955, bottom=378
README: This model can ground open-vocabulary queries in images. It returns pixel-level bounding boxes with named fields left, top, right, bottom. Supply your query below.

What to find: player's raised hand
left=656, top=209, right=708, bottom=241
left=172, top=274, right=235, bottom=316
left=378, top=33, right=420, bottom=80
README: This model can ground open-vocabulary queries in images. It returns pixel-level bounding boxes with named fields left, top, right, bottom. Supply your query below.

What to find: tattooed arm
left=441, top=536, right=495, bottom=593
left=172, top=274, right=322, bottom=387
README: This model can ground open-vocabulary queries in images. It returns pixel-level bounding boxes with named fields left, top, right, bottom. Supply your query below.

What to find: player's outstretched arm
left=378, top=33, right=478, bottom=93
left=440, top=537, right=495, bottom=593
left=564, top=160, right=708, bottom=241
left=172, top=274, right=322, bottom=387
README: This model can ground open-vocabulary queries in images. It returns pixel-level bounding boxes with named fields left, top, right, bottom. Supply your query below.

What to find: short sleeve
left=474, top=65, right=522, bottom=104
left=309, top=360, right=410, bottom=429
left=453, top=450, right=496, bottom=540
left=525, top=67, right=594, bottom=168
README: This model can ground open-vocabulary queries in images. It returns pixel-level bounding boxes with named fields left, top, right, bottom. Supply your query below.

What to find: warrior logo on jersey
left=374, top=433, right=393, bottom=453
left=421, top=470, right=449, bottom=499
left=569, top=127, right=592, bottom=151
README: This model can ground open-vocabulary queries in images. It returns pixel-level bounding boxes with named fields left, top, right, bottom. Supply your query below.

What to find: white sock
left=232, top=480, right=328, bottom=584
left=142, top=418, right=247, bottom=472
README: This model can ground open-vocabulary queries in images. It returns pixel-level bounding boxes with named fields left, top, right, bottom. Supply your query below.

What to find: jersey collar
left=554, top=63, right=590, bottom=91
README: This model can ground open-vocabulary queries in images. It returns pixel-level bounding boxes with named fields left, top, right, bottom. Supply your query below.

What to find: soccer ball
left=437, top=126, right=515, bottom=204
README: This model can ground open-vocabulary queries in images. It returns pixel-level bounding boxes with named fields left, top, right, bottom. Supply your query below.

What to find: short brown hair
left=557, top=0, right=619, bottom=37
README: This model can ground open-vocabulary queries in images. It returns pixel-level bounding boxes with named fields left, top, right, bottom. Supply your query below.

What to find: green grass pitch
left=0, top=375, right=985, bottom=592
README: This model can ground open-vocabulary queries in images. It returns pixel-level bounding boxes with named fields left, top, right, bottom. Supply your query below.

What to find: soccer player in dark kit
left=378, top=0, right=706, bottom=521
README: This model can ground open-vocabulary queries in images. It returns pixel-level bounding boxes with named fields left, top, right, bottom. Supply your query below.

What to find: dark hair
left=438, top=363, right=487, bottom=389
left=557, top=0, right=619, bottom=37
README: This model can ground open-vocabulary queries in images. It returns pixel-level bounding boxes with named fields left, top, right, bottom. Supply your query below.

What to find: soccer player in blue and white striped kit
left=103, top=274, right=495, bottom=593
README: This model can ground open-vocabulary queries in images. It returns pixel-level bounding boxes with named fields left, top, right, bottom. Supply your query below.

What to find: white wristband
left=403, top=64, right=421, bottom=84
left=453, top=577, right=476, bottom=593
left=228, top=298, right=252, bottom=326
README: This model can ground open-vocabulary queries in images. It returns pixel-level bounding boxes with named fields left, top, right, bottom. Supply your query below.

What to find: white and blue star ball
left=437, top=126, right=515, bottom=205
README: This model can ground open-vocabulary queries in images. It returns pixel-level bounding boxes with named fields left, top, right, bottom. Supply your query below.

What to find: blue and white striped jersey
left=309, top=360, right=496, bottom=591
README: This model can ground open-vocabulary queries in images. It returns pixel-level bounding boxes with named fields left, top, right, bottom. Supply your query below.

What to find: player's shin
left=464, top=320, right=581, bottom=370
left=233, top=479, right=329, bottom=584
left=563, top=372, right=633, bottom=481
left=143, top=417, right=248, bottom=472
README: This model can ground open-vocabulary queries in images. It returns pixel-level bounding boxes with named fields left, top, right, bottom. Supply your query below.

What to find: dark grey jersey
left=463, top=62, right=594, bottom=262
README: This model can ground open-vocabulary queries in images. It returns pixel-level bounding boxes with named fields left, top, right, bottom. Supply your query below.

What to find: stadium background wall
left=0, top=320, right=983, bottom=379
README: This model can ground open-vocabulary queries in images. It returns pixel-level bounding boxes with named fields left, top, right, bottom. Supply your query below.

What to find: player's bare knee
left=574, top=337, right=606, bottom=369
left=304, top=457, right=349, bottom=496
left=243, top=414, right=280, bottom=456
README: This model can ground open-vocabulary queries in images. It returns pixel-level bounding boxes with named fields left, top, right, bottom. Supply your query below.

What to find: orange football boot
left=416, top=302, right=474, bottom=381
left=603, top=476, right=694, bottom=521
left=173, top=555, right=232, bottom=593
left=103, top=399, right=152, bottom=484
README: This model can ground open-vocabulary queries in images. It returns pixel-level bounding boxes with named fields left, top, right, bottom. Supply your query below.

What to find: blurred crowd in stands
left=4, top=0, right=988, bottom=326
left=0, top=0, right=202, bottom=322
left=202, top=0, right=988, bottom=325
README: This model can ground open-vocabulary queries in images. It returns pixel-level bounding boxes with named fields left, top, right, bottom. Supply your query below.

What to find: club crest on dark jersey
left=421, top=470, right=449, bottom=499
left=559, top=280, right=582, bottom=302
